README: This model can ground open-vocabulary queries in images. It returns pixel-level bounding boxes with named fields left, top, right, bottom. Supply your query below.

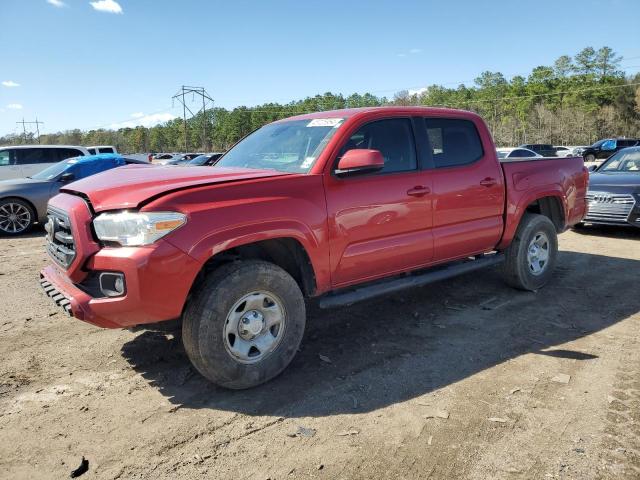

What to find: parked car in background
left=519, top=144, right=557, bottom=157
left=496, top=147, right=543, bottom=159
left=0, top=154, right=146, bottom=235
left=40, top=106, right=587, bottom=389
left=581, top=146, right=640, bottom=228
left=555, top=146, right=590, bottom=158
left=0, top=145, right=90, bottom=180
left=581, top=138, right=640, bottom=163
left=87, top=145, right=118, bottom=155
left=165, top=153, right=202, bottom=165
left=151, top=153, right=179, bottom=164
left=187, top=152, right=225, bottom=166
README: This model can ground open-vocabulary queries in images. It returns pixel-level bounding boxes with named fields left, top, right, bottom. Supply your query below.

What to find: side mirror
left=59, top=172, right=75, bottom=183
left=335, top=149, right=384, bottom=176
left=587, top=165, right=597, bottom=172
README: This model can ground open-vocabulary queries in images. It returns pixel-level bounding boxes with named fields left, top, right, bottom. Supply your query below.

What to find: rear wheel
left=0, top=198, right=35, bottom=235
left=182, top=260, right=306, bottom=389
left=501, top=213, right=558, bottom=291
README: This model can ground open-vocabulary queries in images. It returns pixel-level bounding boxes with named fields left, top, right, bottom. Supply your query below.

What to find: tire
left=584, top=153, right=595, bottom=163
left=501, top=213, right=558, bottom=291
left=0, top=198, right=35, bottom=236
left=182, top=260, right=306, bottom=389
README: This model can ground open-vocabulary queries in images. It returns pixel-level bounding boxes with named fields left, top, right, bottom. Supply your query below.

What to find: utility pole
left=16, top=118, right=44, bottom=144
left=171, top=86, right=214, bottom=152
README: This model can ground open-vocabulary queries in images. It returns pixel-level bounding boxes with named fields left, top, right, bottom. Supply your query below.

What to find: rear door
left=325, top=117, right=434, bottom=287
left=18, top=148, right=59, bottom=177
left=422, top=117, right=505, bottom=261
left=0, top=149, right=22, bottom=180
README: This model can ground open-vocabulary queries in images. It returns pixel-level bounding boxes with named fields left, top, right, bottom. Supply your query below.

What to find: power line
left=171, top=86, right=214, bottom=152
left=16, top=118, right=44, bottom=143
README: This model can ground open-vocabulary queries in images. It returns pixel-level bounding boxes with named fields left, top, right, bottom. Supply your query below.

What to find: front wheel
left=0, top=198, right=35, bottom=235
left=584, top=153, right=595, bottom=163
left=501, top=213, right=558, bottom=291
left=182, top=260, right=306, bottom=389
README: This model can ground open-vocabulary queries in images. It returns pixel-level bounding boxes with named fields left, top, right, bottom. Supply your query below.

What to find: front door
left=325, top=118, right=434, bottom=288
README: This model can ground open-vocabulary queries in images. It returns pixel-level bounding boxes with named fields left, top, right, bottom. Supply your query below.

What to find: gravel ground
left=0, top=226, right=639, bottom=479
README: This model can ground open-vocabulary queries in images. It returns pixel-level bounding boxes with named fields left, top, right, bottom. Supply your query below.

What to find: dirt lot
left=0, top=227, right=639, bottom=479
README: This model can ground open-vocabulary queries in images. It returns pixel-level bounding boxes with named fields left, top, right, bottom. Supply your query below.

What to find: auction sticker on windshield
left=307, top=118, right=343, bottom=128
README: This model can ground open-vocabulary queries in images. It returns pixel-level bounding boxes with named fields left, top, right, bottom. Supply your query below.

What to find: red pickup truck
left=40, top=107, right=588, bottom=389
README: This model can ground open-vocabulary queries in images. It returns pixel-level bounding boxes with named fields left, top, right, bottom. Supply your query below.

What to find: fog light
left=99, top=272, right=126, bottom=297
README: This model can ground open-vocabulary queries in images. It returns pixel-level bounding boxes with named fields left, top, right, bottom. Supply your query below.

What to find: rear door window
left=98, top=147, right=115, bottom=154
left=424, top=118, right=484, bottom=168
left=57, top=148, right=85, bottom=161
left=16, top=148, right=58, bottom=165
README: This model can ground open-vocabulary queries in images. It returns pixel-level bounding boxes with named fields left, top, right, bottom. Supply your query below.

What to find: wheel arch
left=187, top=237, right=318, bottom=303
left=524, top=195, right=565, bottom=232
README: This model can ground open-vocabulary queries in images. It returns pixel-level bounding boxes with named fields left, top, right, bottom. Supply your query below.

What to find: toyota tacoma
left=40, top=107, right=588, bottom=389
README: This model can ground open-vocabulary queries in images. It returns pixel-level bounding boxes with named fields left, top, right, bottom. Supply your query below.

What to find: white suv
left=0, top=145, right=90, bottom=180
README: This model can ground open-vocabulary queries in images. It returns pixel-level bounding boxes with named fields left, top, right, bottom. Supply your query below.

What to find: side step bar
left=318, top=253, right=504, bottom=309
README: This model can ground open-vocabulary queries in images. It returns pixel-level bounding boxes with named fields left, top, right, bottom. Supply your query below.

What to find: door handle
left=407, top=185, right=430, bottom=197
left=480, top=177, right=498, bottom=187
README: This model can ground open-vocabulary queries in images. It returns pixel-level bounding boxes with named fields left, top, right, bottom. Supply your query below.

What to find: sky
left=1, top=0, right=639, bottom=136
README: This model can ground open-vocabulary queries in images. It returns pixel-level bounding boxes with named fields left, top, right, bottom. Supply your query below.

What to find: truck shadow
left=121, top=250, right=640, bottom=418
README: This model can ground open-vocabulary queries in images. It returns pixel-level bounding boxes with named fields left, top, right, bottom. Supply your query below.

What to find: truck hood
left=61, top=164, right=290, bottom=212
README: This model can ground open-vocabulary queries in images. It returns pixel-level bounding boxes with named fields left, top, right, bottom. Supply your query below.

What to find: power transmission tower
left=16, top=118, right=44, bottom=144
left=171, top=86, right=214, bottom=152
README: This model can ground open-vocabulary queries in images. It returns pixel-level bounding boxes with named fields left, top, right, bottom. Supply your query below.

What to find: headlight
left=93, top=211, right=186, bottom=246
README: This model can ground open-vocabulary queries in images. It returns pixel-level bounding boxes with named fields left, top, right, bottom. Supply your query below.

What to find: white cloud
left=130, top=112, right=145, bottom=118
left=2, top=80, right=20, bottom=87
left=408, top=87, right=428, bottom=96
left=397, top=53, right=407, bottom=57
left=109, top=112, right=176, bottom=129
left=89, top=0, right=123, bottom=14
left=409, top=48, right=422, bottom=54
left=47, top=0, right=67, bottom=7
left=7, top=103, right=23, bottom=110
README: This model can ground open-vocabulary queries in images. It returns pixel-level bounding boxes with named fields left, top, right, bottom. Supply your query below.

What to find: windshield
left=30, top=157, right=77, bottom=180
left=591, top=139, right=606, bottom=148
left=216, top=118, right=344, bottom=173
left=599, top=149, right=640, bottom=173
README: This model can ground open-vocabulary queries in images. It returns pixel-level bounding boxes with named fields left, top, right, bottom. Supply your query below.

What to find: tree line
left=2, top=46, right=639, bottom=152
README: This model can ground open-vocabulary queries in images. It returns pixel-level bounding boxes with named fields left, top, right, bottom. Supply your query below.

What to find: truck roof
left=277, top=106, right=479, bottom=122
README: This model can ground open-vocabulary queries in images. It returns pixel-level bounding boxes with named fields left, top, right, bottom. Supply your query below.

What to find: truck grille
left=584, top=192, right=635, bottom=224
left=45, top=207, right=76, bottom=268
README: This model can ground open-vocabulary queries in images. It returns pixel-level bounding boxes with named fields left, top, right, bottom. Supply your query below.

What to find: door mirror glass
left=336, top=149, right=384, bottom=176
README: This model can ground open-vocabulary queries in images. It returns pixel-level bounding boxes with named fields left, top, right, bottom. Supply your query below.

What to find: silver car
left=0, top=154, right=146, bottom=235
